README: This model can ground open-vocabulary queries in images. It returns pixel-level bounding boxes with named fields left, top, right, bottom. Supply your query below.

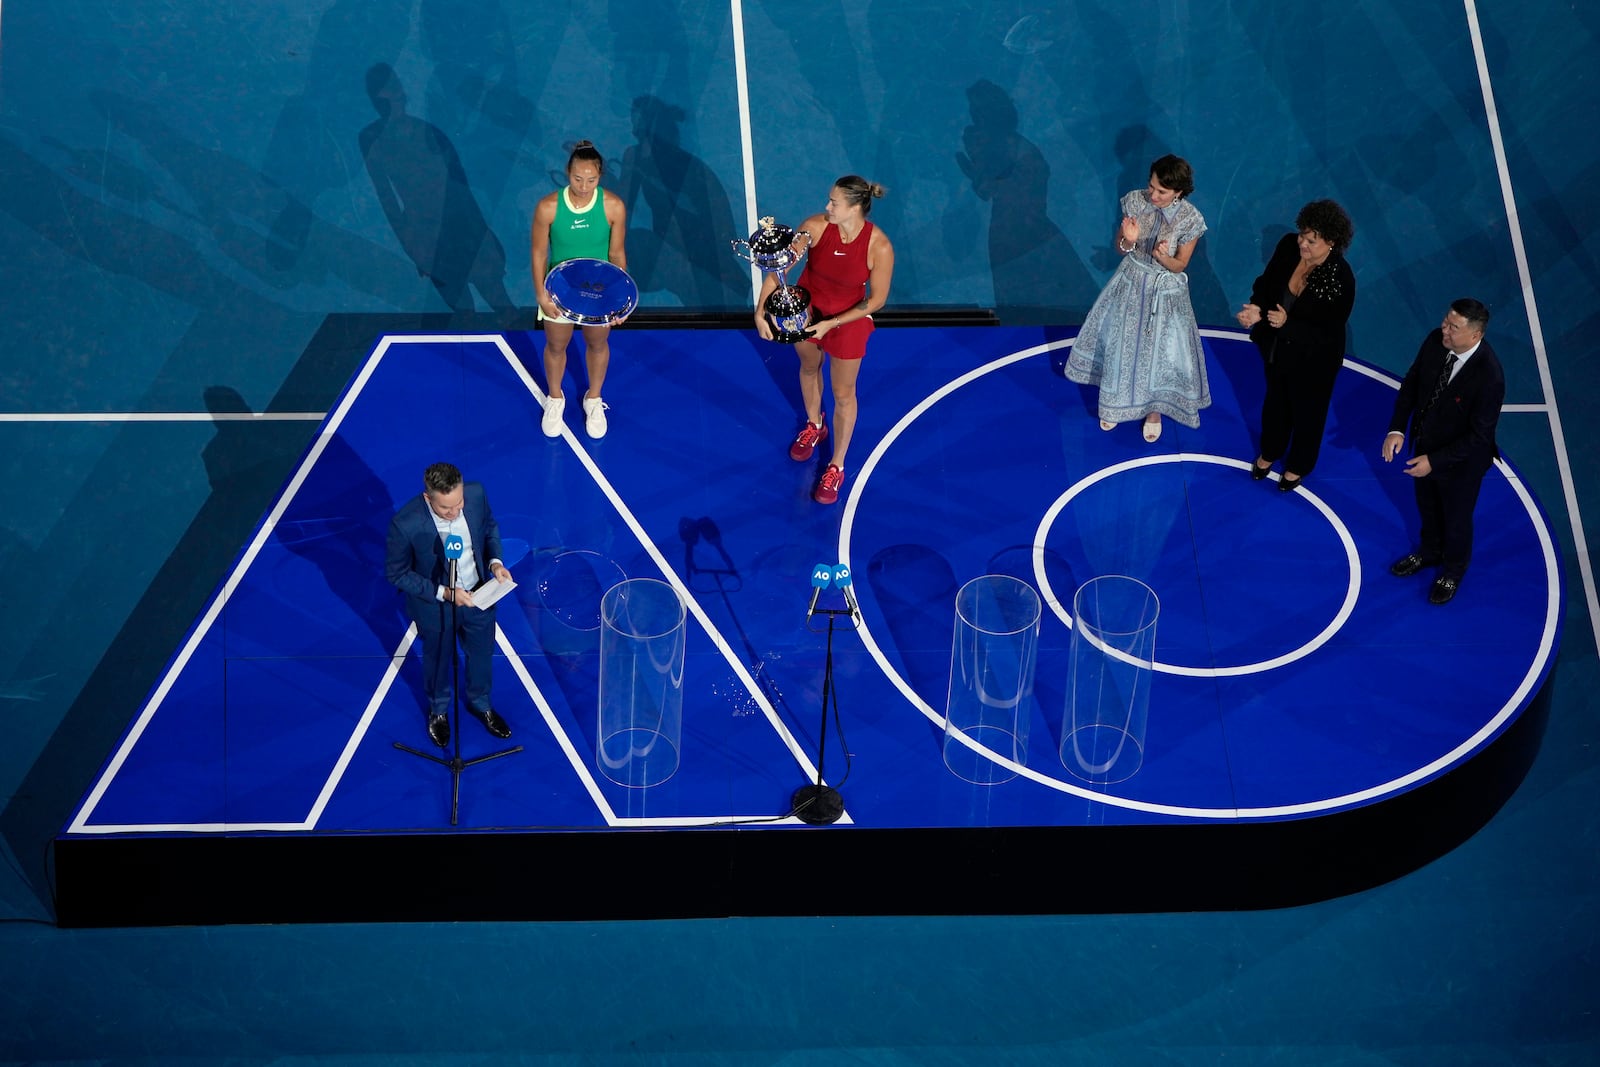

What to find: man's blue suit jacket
left=384, top=482, right=503, bottom=614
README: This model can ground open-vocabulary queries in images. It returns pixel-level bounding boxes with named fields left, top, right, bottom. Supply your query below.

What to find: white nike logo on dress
left=833, top=250, right=847, bottom=255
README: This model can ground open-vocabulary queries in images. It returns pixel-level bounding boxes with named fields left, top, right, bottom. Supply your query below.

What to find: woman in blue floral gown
left=1065, top=155, right=1210, bottom=442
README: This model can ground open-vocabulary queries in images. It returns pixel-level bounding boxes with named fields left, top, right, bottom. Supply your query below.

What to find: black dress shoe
left=1389, top=553, right=1439, bottom=578
left=428, top=713, right=450, bottom=748
left=1429, top=576, right=1460, bottom=605
left=1277, top=473, right=1303, bottom=492
left=471, top=707, right=512, bottom=739
left=1251, top=459, right=1272, bottom=481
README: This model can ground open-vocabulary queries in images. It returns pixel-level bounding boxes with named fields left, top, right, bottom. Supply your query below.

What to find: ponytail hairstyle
left=834, top=174, right=886, bottom=215
left=567, top=139, right=604, bottom=175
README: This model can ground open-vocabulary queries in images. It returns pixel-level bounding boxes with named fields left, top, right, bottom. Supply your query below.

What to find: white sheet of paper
left=469, top=576, right=516, bottom=610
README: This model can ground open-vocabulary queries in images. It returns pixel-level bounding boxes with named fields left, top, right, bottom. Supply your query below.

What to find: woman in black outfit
left=1236, top=200, right=1356, bottom=492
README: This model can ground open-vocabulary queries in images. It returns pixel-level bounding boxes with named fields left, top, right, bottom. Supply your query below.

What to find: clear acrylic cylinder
left=597, top=578, right=686, bottom=788
left=943, top=575, right=1041, bottom=785
left=1062, top=575, right=1158, bottom=784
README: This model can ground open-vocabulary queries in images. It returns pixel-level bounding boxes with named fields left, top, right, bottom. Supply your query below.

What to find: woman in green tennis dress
left=531, top=140, right=629, bottom=439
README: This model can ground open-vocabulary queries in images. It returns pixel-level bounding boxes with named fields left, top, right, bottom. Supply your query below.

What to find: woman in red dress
left=755, top=175, right=896, bottom=505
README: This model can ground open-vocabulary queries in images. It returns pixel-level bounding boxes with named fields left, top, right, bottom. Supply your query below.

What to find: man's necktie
left=1421, top=352, right=1458, bottom=424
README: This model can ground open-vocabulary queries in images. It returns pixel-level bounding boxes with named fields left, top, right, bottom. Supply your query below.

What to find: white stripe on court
left=1464, top=0, right=1599, bottom=657
left=729, top=0, right=763, bottom=299
left=490, top=335, right=843, bottom=821
left=66, top=333, right=413, bottom=833
left=838, top=336, right=1560, bottom=818
left=305, top=636, right=416, bottom=829
left=495, top=626, right=619, bottom=826
left=72, top=333, right=830, bottom=833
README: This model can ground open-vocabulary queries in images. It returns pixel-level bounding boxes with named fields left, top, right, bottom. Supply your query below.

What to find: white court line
left=105, top=632, right=422, bottom=835
left=498, top=621, right=812, bottom=828
left=62, top=322, right=1565, bottom=829
left=66, top=333, right=415, bottom=833
left=1465, top=0, right=1599, bottom=657
left=839, top=336, right=1561, bottom=817
left=73, top=625, right=497, bottom=834
left=1031, top=453, right=1363, bottom=677
left=73, top=334, right=825, bottom=832
left=729, top=0, right=763, bottom=298
left=489, top=335, right=841, bottom=823
left=72, top=334, right=825, bottom=831
left=495, top=627, right=620, bottom=826
left=305, top=632, right=416, bottom=828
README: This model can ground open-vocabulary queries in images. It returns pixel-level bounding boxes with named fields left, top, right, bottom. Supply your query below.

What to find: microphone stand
left=792, top=593, right=859, bottom=825
left=395, top=558, right=522, bottom=826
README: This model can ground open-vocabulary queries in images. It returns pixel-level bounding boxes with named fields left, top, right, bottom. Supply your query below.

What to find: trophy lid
left=746, top=216, right=799, bottom=255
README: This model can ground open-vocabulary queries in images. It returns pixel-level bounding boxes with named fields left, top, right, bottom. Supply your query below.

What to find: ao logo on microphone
left=806, top=561, right=860, bottom=621
left=443, top=535, right=465, bottom=560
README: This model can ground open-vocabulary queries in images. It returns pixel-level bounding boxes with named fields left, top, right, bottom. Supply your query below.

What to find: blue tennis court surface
left=58, top=325, right=1560, bottom=887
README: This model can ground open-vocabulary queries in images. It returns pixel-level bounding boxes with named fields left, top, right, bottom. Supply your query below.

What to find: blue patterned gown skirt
left=1064, top=253, right=1211, bottom=428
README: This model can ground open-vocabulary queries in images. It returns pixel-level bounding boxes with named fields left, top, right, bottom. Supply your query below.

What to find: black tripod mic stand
left=792, top=582, right=860, bottom=825
left=394, top=557, right=522, bottom=825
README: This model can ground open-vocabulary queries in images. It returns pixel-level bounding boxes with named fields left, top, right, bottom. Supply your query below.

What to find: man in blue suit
left=1383, top=299, right=1505, bottom=605
left=385, top=462, right=513, bottom=746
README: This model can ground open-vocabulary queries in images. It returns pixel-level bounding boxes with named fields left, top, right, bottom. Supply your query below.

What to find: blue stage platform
left=53, top=323, right=1561, bottom=924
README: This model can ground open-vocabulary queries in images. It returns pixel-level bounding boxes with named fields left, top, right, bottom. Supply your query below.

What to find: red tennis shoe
left=813, top=465, right=845, bottom=505
left=789, top=419, right=828, bottom=461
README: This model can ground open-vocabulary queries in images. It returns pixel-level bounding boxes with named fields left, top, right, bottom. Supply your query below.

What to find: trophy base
left=766, top=322, right=815, bottom=345
left=763, top=284, right=813, bottom=345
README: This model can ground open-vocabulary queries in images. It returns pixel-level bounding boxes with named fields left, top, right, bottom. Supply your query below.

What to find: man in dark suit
left=1383, top=299, right=1505, bottom=605
left=385, top=462, right=513, bottom=746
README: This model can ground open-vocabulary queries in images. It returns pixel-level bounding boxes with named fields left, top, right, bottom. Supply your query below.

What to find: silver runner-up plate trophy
left=544, top=258, right=639, bottom=326
left=732, top=217, right=814, bottom=343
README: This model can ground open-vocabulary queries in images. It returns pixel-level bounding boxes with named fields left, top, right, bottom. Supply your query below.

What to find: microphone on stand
left=393, top=528, right=523, bottom=825
left=793, top=561, right=849, bottom=826
left=831, top=562, right=859, bottom=623
left=807, top=562, right=833, bottom=619
left=443, top=534, right=465, bottom=601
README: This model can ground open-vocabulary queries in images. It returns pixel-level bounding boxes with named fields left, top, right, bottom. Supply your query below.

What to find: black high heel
left=1278, top=473, right=1303, bottom=492
left=1251, top=459, right=1272, bottom=481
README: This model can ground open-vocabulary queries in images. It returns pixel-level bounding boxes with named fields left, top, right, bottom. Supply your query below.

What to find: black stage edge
left=53, top=674, right=1552, bottom=927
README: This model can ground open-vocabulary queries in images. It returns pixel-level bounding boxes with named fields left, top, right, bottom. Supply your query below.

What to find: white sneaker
left=582, top=396, right=608, bottom=439
left=541, top=396, right=565, bottom=438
